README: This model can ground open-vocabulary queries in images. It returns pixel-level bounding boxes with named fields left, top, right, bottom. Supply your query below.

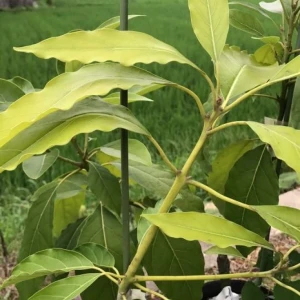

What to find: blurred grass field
left=0, top=0, right=280, bottom=186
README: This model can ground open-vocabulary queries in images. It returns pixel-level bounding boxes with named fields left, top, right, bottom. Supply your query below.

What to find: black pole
left=120, top=0, right=130, bottom=274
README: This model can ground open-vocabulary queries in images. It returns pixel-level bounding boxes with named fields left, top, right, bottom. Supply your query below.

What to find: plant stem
left=133, top=271, right=272, bottom=282
left=148, top=136, right=177, bottom=173
left=57, top=155, right=83, bottom=169
left=71, top=137, right=84, bottom=157
left=271, top=277, right=300, bottom=296
left=118, top=122, right=211, bottom=294
left=134, top=283, right=169, bottom=300
left=83, top=133, right=89, bottom=157
left=207, top=121, right=247, bottom=136
left=176, top=85, right=206, bottom=118
left=252, top=94, right=279, bottom=102
left=188, top=180, right=255, bottom=211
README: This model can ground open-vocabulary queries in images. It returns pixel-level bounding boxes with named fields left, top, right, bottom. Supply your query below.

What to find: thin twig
left=71, top=137, right=85, bottom=157
left=271, top=277, right=300, bottom=296
left=134, top=283, right=169, bottom=300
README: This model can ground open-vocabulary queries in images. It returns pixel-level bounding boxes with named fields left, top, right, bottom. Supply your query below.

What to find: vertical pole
left=120, top=0, right=130, bottom=274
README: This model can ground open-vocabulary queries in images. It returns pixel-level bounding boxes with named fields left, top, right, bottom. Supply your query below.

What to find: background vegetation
left=0, top=0, right=281, bottom=249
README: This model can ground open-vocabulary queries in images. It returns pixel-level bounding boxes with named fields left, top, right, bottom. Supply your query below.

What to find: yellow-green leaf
left=247, top=122, right=300, bottom=172
left=254, top=205, right=300, bottom=242
left=205, top=246, right=245, bottom=258
left=97, top=15, right=144, bottom=29
left=0, top=63, right=160, bottom=148
left=14, top=29, right=198, bottom=69
left=254, top=44, right=277, bottom=65
left=188, top=0, right=229, bottom=61
left=104, top=92, right=152, bottom=104
left=143, top=212, right=273, bottom=250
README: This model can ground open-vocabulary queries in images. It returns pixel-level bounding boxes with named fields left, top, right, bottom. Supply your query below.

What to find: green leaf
left=0, top=97, right=149, bottom=172
left=76, top=204, right=130, bottom=270
left=28, top=274, right=101, bottom=300
left=8, top=76, right=35, bottom=94
left=1, top=249, right=94, bottom=288
left=0, top=62, right=167, bottom=148
left=290, top=77, right=300, bottom=130
left=14, top=29, right=198, bottom=69
left=254, top=44, right=277, bottom=65
left=104, top=92, right=153, bottom=104
left=188, top=0, right=229, bottom=61
left=279, top=172, right=300, bottom=190
left=144, top=231, right=204, bottom=300
left=224, top=145, right=279, bottom=240
left=0, top=78, right=24, bottom=111
left=97, top=15, right=144, bottom=29
left=88, top=161, right=121, bottom=216
left=274, top=280, right=300, bottom=300
left=22, top=149, right=59, bottom=179
left=97, top=139, right=152, bottom=166
left=229, top=9, right=264, bottom=36
left=143, top=212, right=273, bottom=250
left=247, top=122, right=300, bottom=173
left=53, top=189, right=85, bottom=238
left=65, top=60, right=83, bottom=72
left=18, top=182, right=57, bottom=262
left=242, top=282, right=265, bottom=300
left=253, top=36, right=281, bottom=44
left=205, top=246, right=245, bottom=258
left=207, top=139, right=257, bottom=214
left=174, top=191, right=204, bottom=213
left=75, top=243, right=115, bottom=268
left=254, top=206, right=300, bottom=242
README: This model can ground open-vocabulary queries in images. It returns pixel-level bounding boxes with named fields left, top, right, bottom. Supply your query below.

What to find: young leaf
left=75, top=243, right=115, bottom=268
left=290, top=77, right=300, bottom=130
left=96, top=139, right=152, bottom=166
left=22, top=149, right=59, bottom=179
left=0, top=97, right=149, bottom=172
left=254, top=206, right=300, bottom=241
left=254, top=44, right=278, bottom=65
left=8, top=76, right=35, bottom=94
left=205, top=246, right=245, bottom=258
left=143, top=231, right=204, bottom=300
left=0, top=62, right=168, bottom=148
left=14, top=29, right=198, bottom=70
left=242, top=282, right=265, bottom=300
left=97, top=15, right=144, bottom=29
left=143, top=212, right=273, bottom=250
left=247, top=122, right=300, bottom=173
left=88, top=162, right=121, bottom=216
left=207, top=139, right=257, bottom=214
left=1, top=249, right=94, bottom=288
left=28, top=274, right=102, bottom=300
left=224, top=146, right=279, bottom=241
left=229, top=9, right=264, bottom=36
left=0, top=78, right=24, bottom=111
left=188, top=0, right=229, bottom=61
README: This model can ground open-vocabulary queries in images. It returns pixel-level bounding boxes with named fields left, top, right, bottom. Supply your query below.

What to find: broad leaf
left=1, top=249, right=94, bottom=288
left=229, top=9, right=264, bottom=36
left=247, top=122, right=300, bottom=173
left=279, top=172, right=300, bottom=189
left=224, top=146, right=279, bottom=241
left=104, top=92, right=152, bottom=104
left=254, top=206, right=300, bottom=241
left=205, top=246, right=244, bottom=258
left=290, top=77, right=300, bottom=129
left=76, top=204, right=130, bottom=270
left=207, top=139, right=257, bottom=213
left=14, top=29, right=198, bottom=69
left=0, top=97, right=149, bottom=172
left=75, top=243, right=115, bottom=268
left=65, top=60, right=83, bottom=72
left=29, top=274, right=101, bottom=300
left=274, top=280, right=300, bottom=300
left=8, top=76, right=35, bottom=94
left=97, top=15, right=144, bottom=29
left=0, top=78, right=24, bottom=111
left=97, top=139, right=152, bottom=166
left=174, top=191, right=204, bottom=213
left=0, top=63, right=167, bottom=148
left=242, top=282, right=265, bottom=300
left=22, top=149, right=59, bottom=179
left=88, top=161, right=121, bottom=215
left=144, top=231, right=204, bottom=300
left=254, top=44, right=278, bottom=65
left=143, top=212, right=273, bottom=249
left=188, top=0, right=229, bottom=61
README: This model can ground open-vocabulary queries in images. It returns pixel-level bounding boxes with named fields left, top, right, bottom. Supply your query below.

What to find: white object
left=259, top=0, right=283, bottom=13
left=210, top=286, right=240, bottom=300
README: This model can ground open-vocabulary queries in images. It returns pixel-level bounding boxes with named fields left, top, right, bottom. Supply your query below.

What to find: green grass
left=0, top=0, right=280, bottom=186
